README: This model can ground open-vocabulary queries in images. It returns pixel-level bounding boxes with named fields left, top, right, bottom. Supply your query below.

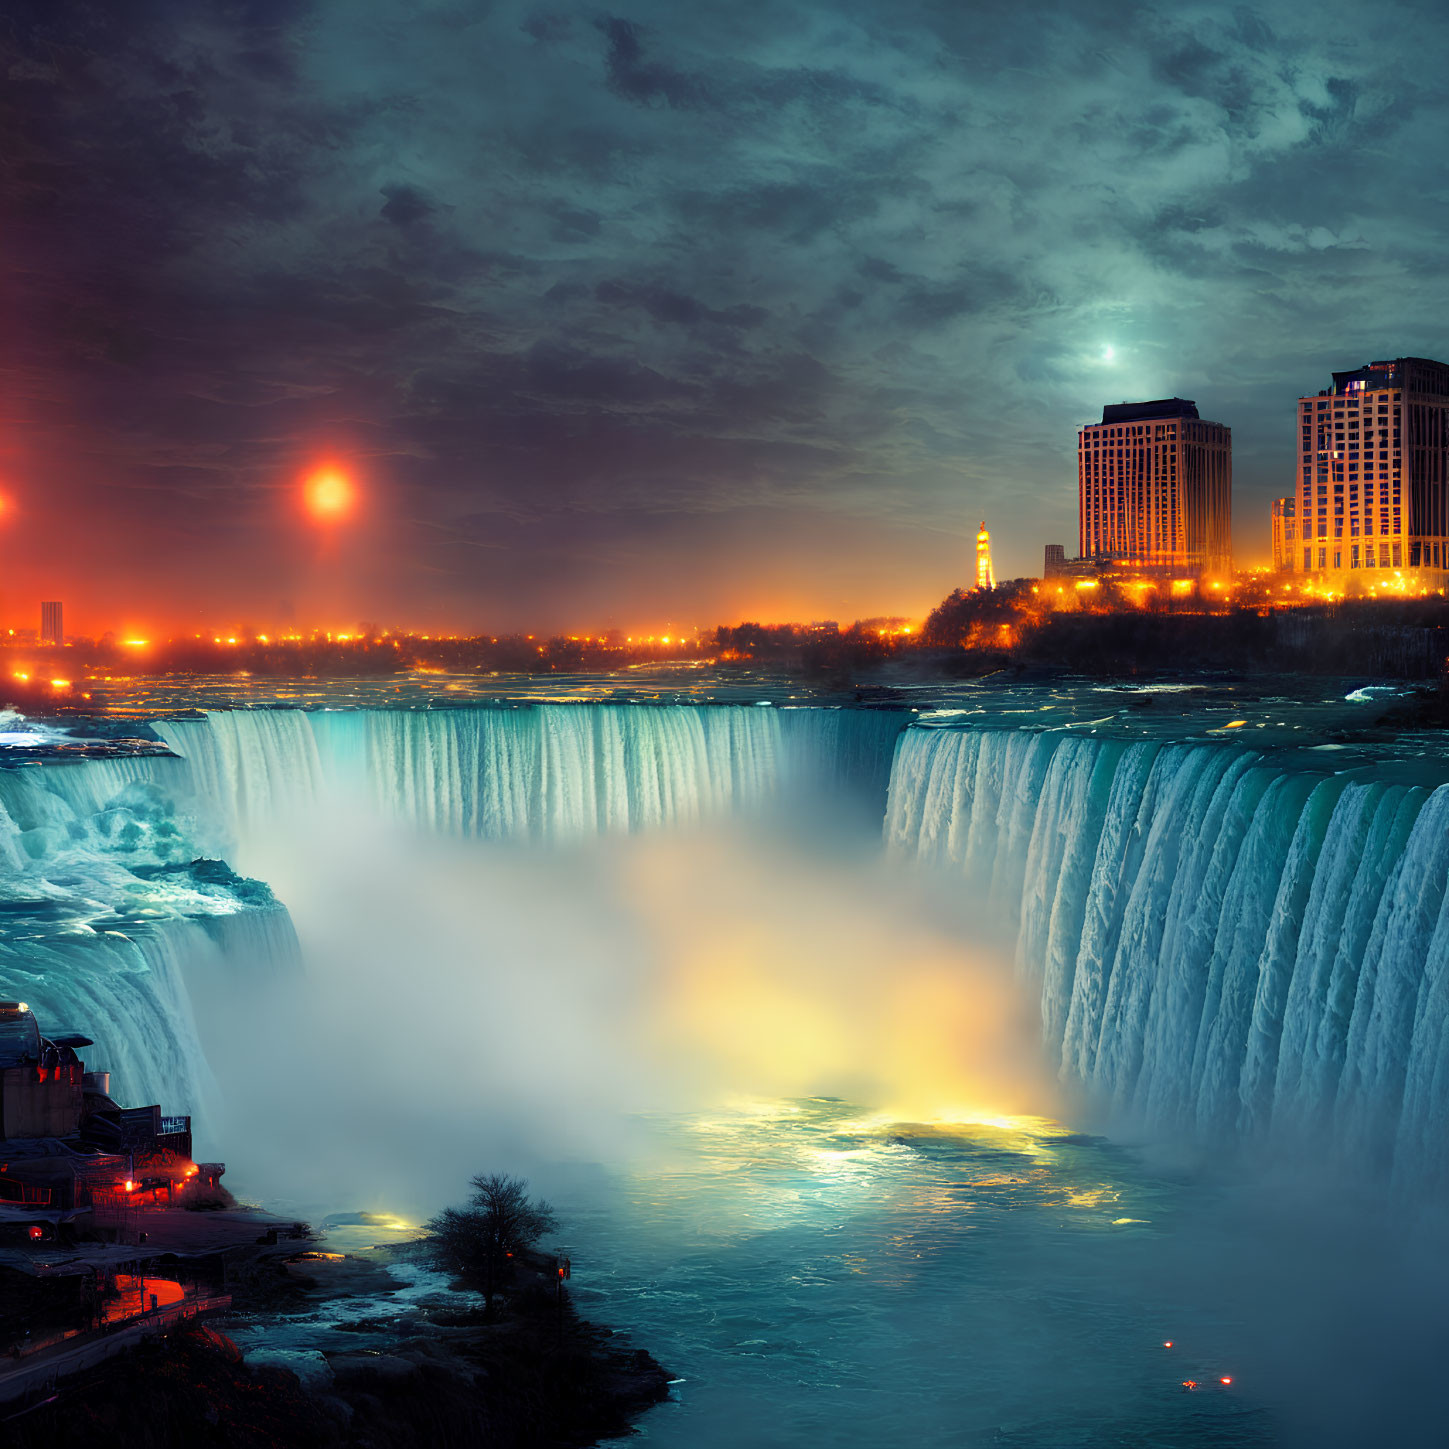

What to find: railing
left=0, top=1294, right=234, bottom=1404
left=0, top=1179, right=51, bottom=1206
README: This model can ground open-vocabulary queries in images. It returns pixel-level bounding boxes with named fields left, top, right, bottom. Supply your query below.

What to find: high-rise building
left=1078, top=398, right=1232, bottom=575
left=1296, top=357, right=1449, bottom=578
left=1271, top=497, right=1297, bottom=571
left=975, top=521, right=995, bottom=591
left=1043, top=544, right=1066, bottom=577
left=40, top=601, right=63, bottom=647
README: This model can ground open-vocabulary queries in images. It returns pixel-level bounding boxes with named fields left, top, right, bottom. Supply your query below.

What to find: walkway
left=0, top=1294, right=231, bottom=1410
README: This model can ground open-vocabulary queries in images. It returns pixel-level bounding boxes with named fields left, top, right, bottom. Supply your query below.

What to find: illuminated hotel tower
left=40, top=601, right=63, bottom=647
left=1296, top=358, right=1449, bottom=578
left=1078, top=399, right=1232, bottom=575
left=975, top=521, right=995, bottom=590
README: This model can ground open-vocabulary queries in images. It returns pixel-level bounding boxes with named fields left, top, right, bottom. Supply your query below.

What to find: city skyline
left=6, top=2, right=1449, bottom=631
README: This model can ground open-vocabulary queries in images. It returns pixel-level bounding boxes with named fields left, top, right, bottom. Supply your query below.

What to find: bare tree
left=424, top=1173, right=558, bottom=1309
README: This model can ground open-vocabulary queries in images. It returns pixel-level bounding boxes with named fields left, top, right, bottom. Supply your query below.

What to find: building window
left=1394, top=543, right=1402, bottom=566
left=1333, top=550, right=1342, bottom=568
left=1320, top=548, right=1328, bottom=567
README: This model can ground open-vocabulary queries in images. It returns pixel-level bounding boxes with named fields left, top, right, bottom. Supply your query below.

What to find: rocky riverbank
left=4, top=1240, right=670, bottom=1448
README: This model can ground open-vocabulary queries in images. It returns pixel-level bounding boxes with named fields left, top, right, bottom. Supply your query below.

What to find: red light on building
left=27, top=1226, right=42, bottom=1240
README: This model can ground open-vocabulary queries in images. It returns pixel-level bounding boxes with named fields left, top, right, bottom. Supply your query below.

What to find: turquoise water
left=555, top=1100, right=1271, bottom=1448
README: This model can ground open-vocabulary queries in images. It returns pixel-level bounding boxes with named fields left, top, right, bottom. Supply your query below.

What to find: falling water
left=885, top=726, right=1449, bottom=1183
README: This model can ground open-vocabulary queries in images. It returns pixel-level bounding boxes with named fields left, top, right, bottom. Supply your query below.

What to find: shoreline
left=2, top=1224, right=670, bottom=1448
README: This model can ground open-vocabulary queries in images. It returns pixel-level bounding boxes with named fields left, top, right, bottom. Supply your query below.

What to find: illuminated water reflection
left=557, top=1098, right=1271, bottom=1448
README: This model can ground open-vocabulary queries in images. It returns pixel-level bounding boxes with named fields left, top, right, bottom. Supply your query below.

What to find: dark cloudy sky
left=4, top=0, right=1448, bottom=632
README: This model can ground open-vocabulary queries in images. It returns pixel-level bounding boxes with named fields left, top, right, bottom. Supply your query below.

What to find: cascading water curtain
left=885, top=725, right=1449, bottom=1185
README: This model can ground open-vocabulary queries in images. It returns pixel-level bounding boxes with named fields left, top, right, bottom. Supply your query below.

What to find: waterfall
left=155, top=704, right=909, bottom=843
left=885, top=725, right=1449, bottom=1175
left=12, top=702, right=1449, bottom=1182
left=4, top=703, right=907, bottom=1143
left=0, top=756, right=300, bottom=1143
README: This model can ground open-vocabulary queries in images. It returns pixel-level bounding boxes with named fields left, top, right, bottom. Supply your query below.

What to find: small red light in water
left=1221, top=1377, right=1233, bottom=1386
left=1182, top=1380, right=1199, bottom=1391
left=1163, top=1341, right=1173, bottom=1349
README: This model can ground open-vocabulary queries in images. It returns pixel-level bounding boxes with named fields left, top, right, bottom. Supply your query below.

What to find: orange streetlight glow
left=304, top=466, right=356, bottom=521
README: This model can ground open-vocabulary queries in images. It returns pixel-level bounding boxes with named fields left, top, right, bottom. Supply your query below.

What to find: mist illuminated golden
left=616, top=825, right=1057, bottom=1125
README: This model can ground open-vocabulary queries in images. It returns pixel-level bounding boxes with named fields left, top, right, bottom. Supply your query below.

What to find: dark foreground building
left=0, top=1001, right=208, bottom=1238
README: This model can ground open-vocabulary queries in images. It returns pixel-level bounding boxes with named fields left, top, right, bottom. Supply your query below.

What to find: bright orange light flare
left=1163, top=1341, right=1173, bottom=1349
left=304, top=467, right=356, bottom=521
left=1220, top=1377, right=1232, bottom=1386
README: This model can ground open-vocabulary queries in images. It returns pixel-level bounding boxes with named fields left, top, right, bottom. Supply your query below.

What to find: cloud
left=4, top=0, right=1449, bottom=626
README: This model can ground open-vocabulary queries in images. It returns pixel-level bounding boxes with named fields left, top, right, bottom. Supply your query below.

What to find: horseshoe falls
left=885, top=725, right=1449, bottom=1186
left=10, top=702, right=1449, bottom=1187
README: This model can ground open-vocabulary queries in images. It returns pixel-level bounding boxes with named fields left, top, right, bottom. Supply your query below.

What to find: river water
left=7, top=671, right=1449, bottom=1445
left=557, top=1099, right=1270, bottom=1449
